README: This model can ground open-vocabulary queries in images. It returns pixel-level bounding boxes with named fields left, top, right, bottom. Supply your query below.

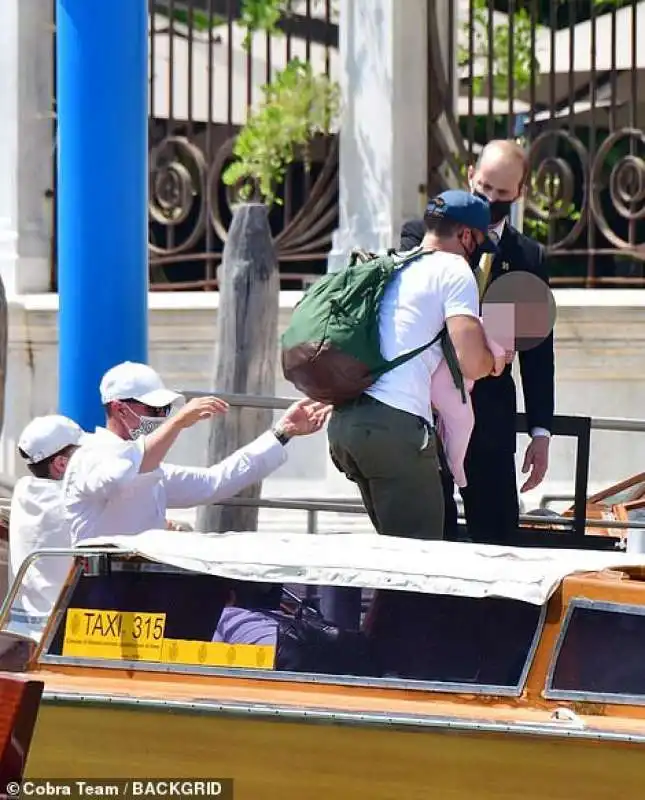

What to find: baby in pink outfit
left=431, top=325, right=506, bottom=488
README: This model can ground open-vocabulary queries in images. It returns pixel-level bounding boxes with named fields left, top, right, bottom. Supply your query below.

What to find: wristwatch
left=272, top=426, right=291, bottom=446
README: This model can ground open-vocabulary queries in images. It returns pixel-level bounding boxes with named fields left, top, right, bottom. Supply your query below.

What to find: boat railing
left=182, top=388, right=645, bottom=544
left=208, top=495, right=645, bottom=536
left=2, top=391, right=645, bottom=632
left=0, top=546, right=134, bottom=635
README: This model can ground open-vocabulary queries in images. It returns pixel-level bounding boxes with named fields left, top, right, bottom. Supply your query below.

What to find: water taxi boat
left=2, top=529, right=645, bottom=799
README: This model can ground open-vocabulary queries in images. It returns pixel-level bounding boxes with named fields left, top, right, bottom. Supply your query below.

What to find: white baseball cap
left=99, top=361, right=183, bottom=408
left=18, top=415, right=84, bottom=465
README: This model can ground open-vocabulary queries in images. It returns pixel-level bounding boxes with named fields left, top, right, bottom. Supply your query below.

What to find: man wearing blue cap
left=400, top=140, right=555, bottom=546
left=327, top=189, right=502, bottom=540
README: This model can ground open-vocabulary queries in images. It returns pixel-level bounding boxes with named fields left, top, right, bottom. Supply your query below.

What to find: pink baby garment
left=431, top=327, right=505, bottom=488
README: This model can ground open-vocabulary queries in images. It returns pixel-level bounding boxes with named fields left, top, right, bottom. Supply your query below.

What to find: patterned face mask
left=128, top=414, right=166, bottom=440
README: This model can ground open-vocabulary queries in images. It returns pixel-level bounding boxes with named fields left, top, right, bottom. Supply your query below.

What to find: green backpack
left=281, top=246, right=465, bottom=406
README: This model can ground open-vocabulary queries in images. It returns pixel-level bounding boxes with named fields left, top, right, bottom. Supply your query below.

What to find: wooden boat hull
left=26, top=697, right=645, bottom=800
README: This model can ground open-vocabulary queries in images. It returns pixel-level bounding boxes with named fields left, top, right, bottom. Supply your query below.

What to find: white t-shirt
left=366, top=250, right=480, bottom=422
left=7, top=476, right=73, bottom=640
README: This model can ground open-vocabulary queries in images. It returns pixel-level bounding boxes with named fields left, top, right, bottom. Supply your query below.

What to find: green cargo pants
left=327, top=394, right=445, bottom=540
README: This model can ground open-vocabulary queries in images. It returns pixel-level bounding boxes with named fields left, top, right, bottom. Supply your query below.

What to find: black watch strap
left=272, top=427, right=291, bottom=446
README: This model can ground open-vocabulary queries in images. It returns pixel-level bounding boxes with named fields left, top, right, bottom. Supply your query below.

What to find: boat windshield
left=35, top=552, right=545, bottom=697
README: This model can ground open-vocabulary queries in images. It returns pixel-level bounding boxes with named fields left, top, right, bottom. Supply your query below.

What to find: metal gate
left=430, top=0, right=645, bottom=287
left=50, top=1, right=645, bottom=289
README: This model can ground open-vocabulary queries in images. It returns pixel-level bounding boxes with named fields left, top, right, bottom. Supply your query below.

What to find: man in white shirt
left=327, top=190, right=502, bottom=540
left=63, top=361, right=328, bottom=544
left=7, top=415, right=85, bottom=641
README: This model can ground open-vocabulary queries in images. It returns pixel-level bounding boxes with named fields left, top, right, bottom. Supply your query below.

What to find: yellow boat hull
left=26, top=701, right=644, bottom=800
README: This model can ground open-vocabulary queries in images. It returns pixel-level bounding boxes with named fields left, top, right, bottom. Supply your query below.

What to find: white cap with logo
left=18, top=415, right=84, bottom=465
left=99, top=361, right=184, bottom=408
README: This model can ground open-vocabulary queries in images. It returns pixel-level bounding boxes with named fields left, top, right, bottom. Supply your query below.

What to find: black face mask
left=468, top=243, right=489, bottom=270
left=459, top=230, right=488, bottom=270
left=473, top=190, right=512, bottom=225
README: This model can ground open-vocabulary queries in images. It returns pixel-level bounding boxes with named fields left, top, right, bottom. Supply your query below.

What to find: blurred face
left=468, top=152, right=524, bottom=224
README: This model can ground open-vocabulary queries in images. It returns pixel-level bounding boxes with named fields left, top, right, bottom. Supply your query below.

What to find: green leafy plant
left=459, top=0, right=536, bottom=99
left=238, top=0, right=339, bottom=48
left=523, top=173, right=581, bottom=243
left=222, top=58, right=340, bottom=207
left=152, top=3, right=225, bottom=31
left=240, top=0, right=289, bottom=38
left=460, top=0, right=633, bottom=99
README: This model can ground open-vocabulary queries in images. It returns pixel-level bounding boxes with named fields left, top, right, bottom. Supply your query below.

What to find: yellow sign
left=63, top=609, right=166, bottom=660
left=161, top=638, right=276, bottom=670
left=62, top=608, right=276, bottom=670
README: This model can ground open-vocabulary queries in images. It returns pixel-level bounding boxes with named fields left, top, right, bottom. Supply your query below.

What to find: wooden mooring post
left=197, top=203, right=280, bottom=533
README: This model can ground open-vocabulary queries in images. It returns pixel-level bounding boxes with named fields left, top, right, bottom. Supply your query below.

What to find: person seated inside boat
left=7, top=415, right=85, bottom=642
left=62, top=361, right=331, bottom=545
left=212, top=583, right=379, bottom=677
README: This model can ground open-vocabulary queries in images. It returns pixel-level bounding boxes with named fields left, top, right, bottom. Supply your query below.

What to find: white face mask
left=128, top=414, right=166, bottom=440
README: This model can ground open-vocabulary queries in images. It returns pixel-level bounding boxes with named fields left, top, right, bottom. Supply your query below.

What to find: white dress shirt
left=63, top=427, right=287, bottom=545
left=7, top=477, right=74, bottom=640
left=492, top=218, right=550, bottom=441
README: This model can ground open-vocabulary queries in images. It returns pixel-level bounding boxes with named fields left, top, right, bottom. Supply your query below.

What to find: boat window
left=547, top=599, right=645, bottom=701
left=40, top=556, right=544, bottom=695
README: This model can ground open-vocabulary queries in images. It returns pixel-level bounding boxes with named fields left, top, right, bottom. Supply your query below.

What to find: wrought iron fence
left=147, top=0, right=338, bottom=290
left=434, top=0, right=645, bottom=287
left=50, top=1, right=645, bottom=289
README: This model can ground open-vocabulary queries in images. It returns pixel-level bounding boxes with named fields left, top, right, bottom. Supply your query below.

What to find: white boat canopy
left=78, top=530, right=645, bottom=607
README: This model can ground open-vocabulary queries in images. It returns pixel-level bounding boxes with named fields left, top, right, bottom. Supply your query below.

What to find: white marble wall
left=0, top=0, right=53, bottom=296
left=3, top=290, right=645, bottom=515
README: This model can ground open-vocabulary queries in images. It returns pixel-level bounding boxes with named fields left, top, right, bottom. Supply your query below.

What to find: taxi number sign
left=61, top=608, right=277, bottom=671
left=62, top=609, right=167, bottom=660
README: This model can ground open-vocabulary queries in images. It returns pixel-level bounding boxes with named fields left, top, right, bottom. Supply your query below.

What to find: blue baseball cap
left=425, top=190, right=497, bottom=253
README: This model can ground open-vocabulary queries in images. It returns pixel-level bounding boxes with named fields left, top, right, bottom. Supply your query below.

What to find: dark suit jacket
left=400, top=219, right=555, bottom=453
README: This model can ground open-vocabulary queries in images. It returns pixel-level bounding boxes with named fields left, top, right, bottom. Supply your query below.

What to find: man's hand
left=520, top=435, right=550, bottom=493
left=166, top=519, right=193, bottom=532
left=275, top=398, right=332, bottom=439
left=174, top=396, right=229, bottom=429
left=140, top=396, right=229, bottom=473
left=491, top=353, right=506, bottom=377
left=504, top=350, right=515, bottom=365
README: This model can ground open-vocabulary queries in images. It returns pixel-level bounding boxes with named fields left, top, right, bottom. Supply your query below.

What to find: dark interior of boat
left=41, top=558, right=542, bottom=691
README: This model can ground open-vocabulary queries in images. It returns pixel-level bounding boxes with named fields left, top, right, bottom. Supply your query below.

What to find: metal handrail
left=0, top=546, right=132, bottom=633
left=181, top=389, right=645, bottom=434
left=183, top=390, right=294, bottom=410
left=215, top=495, right=645, bottom=532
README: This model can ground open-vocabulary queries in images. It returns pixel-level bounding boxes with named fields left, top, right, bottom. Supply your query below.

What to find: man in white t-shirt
left=63, top=361, right=329, bottom=544
left=327, top=190, right=502, bottom=540
left=6, top=415, right=85, bottom=641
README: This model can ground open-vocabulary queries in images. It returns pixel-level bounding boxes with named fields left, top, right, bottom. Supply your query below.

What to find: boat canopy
left=79, top=529, right=645, bottom=606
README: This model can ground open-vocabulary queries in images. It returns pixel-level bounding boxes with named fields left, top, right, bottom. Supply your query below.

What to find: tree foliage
left=222, top=58, right=340, bottom=207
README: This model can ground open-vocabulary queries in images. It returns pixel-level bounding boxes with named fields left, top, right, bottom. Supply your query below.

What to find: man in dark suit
left=400, top=139, right=555, bottom=545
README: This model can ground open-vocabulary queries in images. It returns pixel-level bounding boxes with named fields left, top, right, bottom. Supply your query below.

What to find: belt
left=353, top=394, right=434, bottom=432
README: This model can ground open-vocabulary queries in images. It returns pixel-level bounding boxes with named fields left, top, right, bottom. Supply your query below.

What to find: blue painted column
left=56, top=0, right=149, bottom=430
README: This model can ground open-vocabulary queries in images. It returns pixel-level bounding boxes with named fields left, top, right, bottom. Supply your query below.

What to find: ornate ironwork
left=431, top=0, right=645, bottom=287
left=148, top=131, right=338, bottom=289
left=147, top=0, right=339, bottom=290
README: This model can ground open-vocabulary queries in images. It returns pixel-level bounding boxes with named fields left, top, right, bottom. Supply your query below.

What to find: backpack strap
left=380, top=327, right=466, bottom=403
left=385, top=324, right=444, bottom=370
left=393, top=245, right=432, bottom=269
